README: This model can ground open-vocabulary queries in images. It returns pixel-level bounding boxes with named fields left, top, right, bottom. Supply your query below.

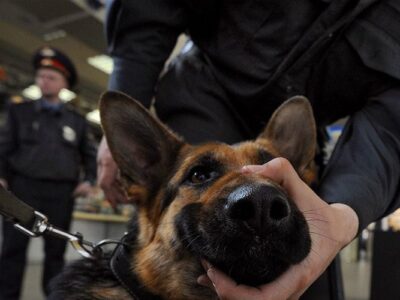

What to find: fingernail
left=207, top=268, right=216, bottom=287
left=241, top=165, right=262, bottom=173
left=201, top=259, right=208, bottom=270
left=197, top=275, right=208, bottom=286
left=201, top=259, right=213, bottom=271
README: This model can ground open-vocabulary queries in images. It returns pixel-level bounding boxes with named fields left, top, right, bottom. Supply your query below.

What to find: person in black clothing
left=0, top=46, right=97, bottom=300
left=97, top=0, right=400, bottom=299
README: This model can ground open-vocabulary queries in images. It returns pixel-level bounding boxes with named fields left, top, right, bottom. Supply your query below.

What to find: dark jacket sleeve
left=106, top=0, right=187, bottom=107
left=0, top=106, right=18, bottom=179
left=79, top=121, right=97, bottom=185
left=318, top=88, right=400, bottom=232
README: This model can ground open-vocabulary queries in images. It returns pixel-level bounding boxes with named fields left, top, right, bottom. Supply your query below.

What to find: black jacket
left=105, top=0, right=400, bottom=104
left=105, top=0, right=400, bottom=231
left=0, top=100, right=97, bottom=184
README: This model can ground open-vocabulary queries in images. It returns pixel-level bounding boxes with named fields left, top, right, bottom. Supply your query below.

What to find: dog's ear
left=100, top=91, right=184, bottom=195
left=257, top=96, right=316, bottom=171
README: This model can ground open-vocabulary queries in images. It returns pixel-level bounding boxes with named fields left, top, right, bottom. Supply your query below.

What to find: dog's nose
left=225, top=185, right=291, bottom=231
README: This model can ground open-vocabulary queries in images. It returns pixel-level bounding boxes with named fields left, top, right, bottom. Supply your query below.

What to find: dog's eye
left=186, top=166, right=218, bottom=185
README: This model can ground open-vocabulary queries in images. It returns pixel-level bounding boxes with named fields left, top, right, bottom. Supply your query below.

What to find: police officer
left=0, top=46, right=97, bottom=300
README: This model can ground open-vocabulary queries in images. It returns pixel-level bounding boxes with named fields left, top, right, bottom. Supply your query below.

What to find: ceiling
left=0, top=0, right=109, bottom=112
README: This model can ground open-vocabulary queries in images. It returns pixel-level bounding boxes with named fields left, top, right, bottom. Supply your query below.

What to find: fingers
left=257, top=263, right=313, bottom=300
left=72, top=187, right=81, bottom=197
left=97, top=137, right=127, bottom=206
left=72, top=183, right=89, bottom=197
left=242, top=157, right=299, bottom=189
left=0, top=178, right=8, bottom=190
left=197, top=260, right=216, bottom=290
left=204, top=262, right=312, bottom=300
left=198, top=261, right=262, bottom=300
left=208, top=268, right=257, bottom=300
left=98, top=168, right=126, bottom=208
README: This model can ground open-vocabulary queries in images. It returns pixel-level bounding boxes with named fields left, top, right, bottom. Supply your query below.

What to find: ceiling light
left=87, top=55, right=113, bottom=74
left=43, top=30, right=67, bottom=41
left=86, top=109, right=100, bottom=124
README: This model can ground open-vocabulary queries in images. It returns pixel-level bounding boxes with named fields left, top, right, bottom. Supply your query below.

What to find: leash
left=0, top=185, right=120, bottom=259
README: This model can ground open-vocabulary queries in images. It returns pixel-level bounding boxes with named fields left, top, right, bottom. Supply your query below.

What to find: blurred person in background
left=0, top=46, right=97, bottom=300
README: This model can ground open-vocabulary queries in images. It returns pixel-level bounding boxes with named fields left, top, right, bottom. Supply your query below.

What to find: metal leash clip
left=14, top=210, right=103, bottom=259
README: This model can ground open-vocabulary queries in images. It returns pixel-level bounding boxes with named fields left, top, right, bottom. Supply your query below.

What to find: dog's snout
left=225, top=185, right=291, bottom=231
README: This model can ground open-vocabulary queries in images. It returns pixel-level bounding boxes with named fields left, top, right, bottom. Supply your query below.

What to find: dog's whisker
left=180, top=232, right=201, bottom=248
left=186, top=235, right=202, bottom=249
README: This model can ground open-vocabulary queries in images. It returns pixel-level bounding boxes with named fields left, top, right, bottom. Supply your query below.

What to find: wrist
left=329, top=203, right=359, bottom=246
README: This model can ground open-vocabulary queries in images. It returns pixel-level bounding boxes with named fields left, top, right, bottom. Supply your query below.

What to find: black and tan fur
left=49, top=91, right=317, bottom=300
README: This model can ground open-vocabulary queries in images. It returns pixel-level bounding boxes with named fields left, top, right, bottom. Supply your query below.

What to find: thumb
left=242, top=157, right=300, bottom=189
left=241, top=158, right=315, bottom=208
left=206, top=265, right=260, bottom=300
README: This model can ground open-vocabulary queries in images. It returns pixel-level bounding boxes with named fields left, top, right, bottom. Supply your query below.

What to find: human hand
left=73, top=182, right=93, bottom=197
left=97, top=136, right=127, bottom=208
left=198, top=157, right=359, bottom=300
left=0, top=178, right=8, bottom=190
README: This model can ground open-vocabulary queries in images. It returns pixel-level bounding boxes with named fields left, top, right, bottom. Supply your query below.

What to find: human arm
left=318, top=89, right=400, bottom=233
left=106, top=0, right=187, bottom=106
left=198, top=158, right=358, bottom=300
left=73, top=181, right=92, bottom=197
left=0, top=178, right=7, bottom=189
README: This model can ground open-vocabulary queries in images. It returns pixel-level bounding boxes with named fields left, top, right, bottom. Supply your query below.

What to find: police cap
left=33, top=46, right=78, bottom=88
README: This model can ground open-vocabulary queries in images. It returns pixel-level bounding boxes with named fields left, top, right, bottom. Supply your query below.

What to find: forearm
left=318, top=88, right=400, bottom=232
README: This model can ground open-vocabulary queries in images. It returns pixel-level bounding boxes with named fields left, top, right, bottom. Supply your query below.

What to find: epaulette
left=10, top=96, right=32, bottom=105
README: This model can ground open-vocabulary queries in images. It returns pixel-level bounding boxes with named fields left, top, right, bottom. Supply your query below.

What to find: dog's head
left=100, top=91, right=316, bottom=299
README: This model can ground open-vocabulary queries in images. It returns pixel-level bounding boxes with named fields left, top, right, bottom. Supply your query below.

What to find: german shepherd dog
left=49, top=91, right=317, bottom=300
